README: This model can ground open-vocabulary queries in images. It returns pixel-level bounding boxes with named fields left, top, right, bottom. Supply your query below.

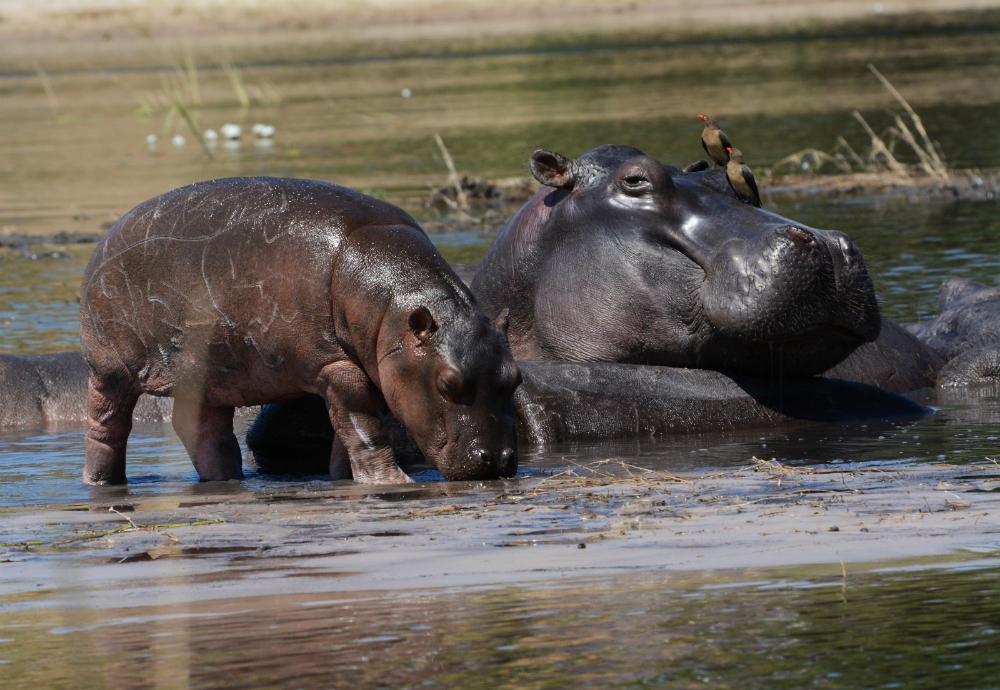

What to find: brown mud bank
left=764, top=168, right=1000, bottom=202
left=3, top=457, right=999, bottom=611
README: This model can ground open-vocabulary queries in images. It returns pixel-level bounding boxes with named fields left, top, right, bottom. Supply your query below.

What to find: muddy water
left=2, top=13, right=1000, bottom=689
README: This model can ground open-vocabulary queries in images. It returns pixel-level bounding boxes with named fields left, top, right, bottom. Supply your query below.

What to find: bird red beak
left=727, top=147, right=732, bottom=153
left=698, top=114, right=706, bottom=120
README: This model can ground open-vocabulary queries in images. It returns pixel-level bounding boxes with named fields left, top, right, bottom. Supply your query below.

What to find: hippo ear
left=494, top=308, right=510, bottom=336
left=681, top=160, right=711, bottom=173
left=408, top=306, right=437, bottom=343
left=530, top=150, right=576, bottom=189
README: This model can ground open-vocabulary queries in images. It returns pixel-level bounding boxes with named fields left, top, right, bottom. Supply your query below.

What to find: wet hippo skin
left=904, top=278, right=1000, bottom=387
left=77, top=177, right=520, bottom=485
left=245, top=362, right=927, bottom=471
left=0, top=352, right=175, bottom=427
left=471, top=145, right=882, bottom=378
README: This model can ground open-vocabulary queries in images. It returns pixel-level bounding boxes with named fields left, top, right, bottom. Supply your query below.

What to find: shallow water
left=2, top=11, right=1000, bottom=688
left=2, top=560, right=1000, bottom=689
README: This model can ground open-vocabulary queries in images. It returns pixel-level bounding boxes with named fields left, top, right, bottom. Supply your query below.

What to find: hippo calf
left=472, top=145, right=882, bottom=378
left=79, top=177, right=520, bottom=485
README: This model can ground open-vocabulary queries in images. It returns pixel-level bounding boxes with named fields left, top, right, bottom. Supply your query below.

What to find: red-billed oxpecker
left=725, top=147, right=762, bottom=208
left=698, top=114, right=732, bottom=167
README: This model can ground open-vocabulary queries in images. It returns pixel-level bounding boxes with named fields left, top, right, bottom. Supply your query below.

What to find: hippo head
left=377, top=304, right=521, bottom=480
left=471, top=144, right=881, bottom=377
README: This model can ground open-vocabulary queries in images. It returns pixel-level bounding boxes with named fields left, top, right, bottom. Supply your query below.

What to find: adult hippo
left=471, top=145, right=882, bottom=378
left=78, top=177, right=520, bottom=485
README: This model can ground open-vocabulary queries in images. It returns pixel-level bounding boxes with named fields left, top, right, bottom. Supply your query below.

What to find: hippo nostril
left=500, top=448, right=515, bottom=466
left=785, top=226, right=813, bottom=243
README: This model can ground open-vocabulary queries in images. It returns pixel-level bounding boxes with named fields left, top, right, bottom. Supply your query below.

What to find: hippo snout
left=436, top=444, right=517, bottom=481
left=468, top=446, right=518, bottom=479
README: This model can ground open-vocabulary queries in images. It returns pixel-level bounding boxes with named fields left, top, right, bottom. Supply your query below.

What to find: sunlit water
left=2, top=560, right=1000, bottom=688
left=2, top=13, right=1000, bottom=689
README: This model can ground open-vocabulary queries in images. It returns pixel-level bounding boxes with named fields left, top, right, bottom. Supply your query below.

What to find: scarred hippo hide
left=471, top=145, right=882, bottom=378
left=78, top=177, right=520, bottom=486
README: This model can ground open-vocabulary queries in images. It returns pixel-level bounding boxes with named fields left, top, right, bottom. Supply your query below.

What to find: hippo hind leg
left=84, top=374, right=141, bottom=485
left=171, top=396, right=244, bottom=482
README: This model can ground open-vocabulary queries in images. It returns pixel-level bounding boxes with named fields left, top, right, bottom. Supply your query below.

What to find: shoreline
left=3, top=458, right=998, bottom=612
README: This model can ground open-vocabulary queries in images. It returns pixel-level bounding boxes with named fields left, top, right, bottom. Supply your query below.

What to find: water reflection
left=1, top=561, right=999, bottom=688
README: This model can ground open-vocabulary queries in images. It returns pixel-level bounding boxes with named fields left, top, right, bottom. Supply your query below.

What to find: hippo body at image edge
left=471, top=145, right=883, bottom=378
left=78, top=177, right=520, bottom=485
left=0, top=352, right=176, bottom=427
left=904, top=277, right=1000, bottom=387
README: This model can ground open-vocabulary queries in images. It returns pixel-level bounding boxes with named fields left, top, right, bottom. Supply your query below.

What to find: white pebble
left=220, top=123, right=242, bottom=140
left=145, top=134, right=158, bottom=145
left=203, top=129, right=219, bottom=141
left=401, top=88, right=412, bottom=98
left=172, top=135, right=186, bottom=147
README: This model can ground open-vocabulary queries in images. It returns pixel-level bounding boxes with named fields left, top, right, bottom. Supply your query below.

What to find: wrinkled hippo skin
left=471, top=145, right=882, bottom=378
left=903, top=278, right=1000, bottom=386
left=0, top=352, right=174, bottom=427
left=246, top=361, right=927, bottom=470
left=79, top=177, right=519, bottom=486
left=906, top=278, right=1000, bottom=359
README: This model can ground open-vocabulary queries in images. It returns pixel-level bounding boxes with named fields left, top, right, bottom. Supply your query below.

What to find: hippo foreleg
left=170, top=396, right=245, bottom=482
left=317, top=360, right=413, bottom=485
left=83, top=376, right=140, bottom=485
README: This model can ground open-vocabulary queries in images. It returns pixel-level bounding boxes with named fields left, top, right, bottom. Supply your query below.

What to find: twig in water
left=868, top=63, right=948, bottom=179
left=32, top=60, right=58, bottom=112
left=221, top=58, right=250, bottom=109
left=838, top=552, right=848, bottom=603
left=172, top=98, right=215, bottom=160
left=852, top=111, right=909, bottom=177
left=433, top=134, right=470, bottom=211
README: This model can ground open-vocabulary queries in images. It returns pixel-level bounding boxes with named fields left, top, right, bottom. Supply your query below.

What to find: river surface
left=2, top=10, right=1000, bottom=689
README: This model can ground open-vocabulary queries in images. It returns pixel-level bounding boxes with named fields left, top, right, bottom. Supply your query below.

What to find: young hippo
left=79, top=177, right=520, bottom=485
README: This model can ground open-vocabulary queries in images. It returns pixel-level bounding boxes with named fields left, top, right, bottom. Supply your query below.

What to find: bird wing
left=743, top=165, right=761, bottom=207
left=719, top=129, right=733, bottom=153
left=701, top=137, right=711, bottom=158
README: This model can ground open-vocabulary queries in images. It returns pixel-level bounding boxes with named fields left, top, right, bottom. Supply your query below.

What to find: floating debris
left=401, top=88, right=412, bottom=98
left=203, top=129, right=219, bottom=141
left=171, top=134, right=186, bottom=147
left=220, top=123, right=242, bottom=140
left=145, top=133, right=157, bottom=146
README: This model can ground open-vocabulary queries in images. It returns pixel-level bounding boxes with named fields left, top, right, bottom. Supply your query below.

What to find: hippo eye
left=620, top=174, right=652, bottom=194
left=438, top=368, right=471, bottom=403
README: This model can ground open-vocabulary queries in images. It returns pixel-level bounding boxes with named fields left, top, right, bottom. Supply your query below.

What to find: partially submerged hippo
left=0, top=351, right=251, bottom=428
left=78, top=177, right=520, bottom=485
left=471, top=145, right=882, bottom=378
left=904, top=278, right=1000, bottom=386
